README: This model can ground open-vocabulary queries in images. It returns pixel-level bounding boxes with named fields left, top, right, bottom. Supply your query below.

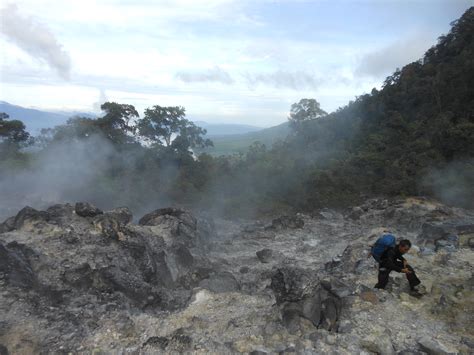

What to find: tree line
left=1, top=7, right=473, bottom=215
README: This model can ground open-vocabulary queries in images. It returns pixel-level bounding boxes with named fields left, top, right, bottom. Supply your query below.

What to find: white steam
left=0, top=4, right=71, bottom=80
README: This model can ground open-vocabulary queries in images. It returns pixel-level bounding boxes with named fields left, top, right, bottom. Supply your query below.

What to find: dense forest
left=1, top=7, right=473, bottom=217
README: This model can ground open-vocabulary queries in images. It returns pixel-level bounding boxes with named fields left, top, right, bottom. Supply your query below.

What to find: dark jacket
left=380, top=247, right=405, bottom=272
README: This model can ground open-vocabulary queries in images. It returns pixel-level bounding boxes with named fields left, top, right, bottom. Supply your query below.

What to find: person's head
left=398, top=239, right=412, bottom=254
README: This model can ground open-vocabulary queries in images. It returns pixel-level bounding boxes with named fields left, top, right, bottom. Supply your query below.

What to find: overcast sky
left=0, top=0, right=471, bottom=126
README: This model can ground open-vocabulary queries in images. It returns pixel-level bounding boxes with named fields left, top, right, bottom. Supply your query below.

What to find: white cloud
left=244, top=70, right=323, bottom=90
left=175, top=66, right=234, bottom=84
left=355, top=32, right=437, bottom=79
left=0, top=4, right=71, bottom=80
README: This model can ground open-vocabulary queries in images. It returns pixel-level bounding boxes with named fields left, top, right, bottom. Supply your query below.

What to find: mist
left=0, top=134, right=187, bottom=220
left=422, top=160, right=474, bottom=209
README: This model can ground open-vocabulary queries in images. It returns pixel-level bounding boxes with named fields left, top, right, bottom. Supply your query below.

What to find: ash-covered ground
left=1, top=197, right=473, bottom=354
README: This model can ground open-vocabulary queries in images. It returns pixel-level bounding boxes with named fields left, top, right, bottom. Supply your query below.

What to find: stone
left=418, top=337, right=455, bottom=355
left=105, top=207, right=133, bottom=225
left=0, top=241, right=36, bottom=289
left=0, top=216, right=15, bottom=233
left=11, top=206, right=51, bottom=230
left=348, top=207, right=364, bottom=220
left=468, top=238, right=474, bottom=249
left=359, top=290, right=378, bottom=304
left=239, top=266, right=250, bottom=273
left=199, top=272, right=240, bottom=293
left=0, top=344, right=9, bottom=355
left=455, top=224, right=474, bottom=234
left=361, top=335, right=395, bottom=355
left=75, top=202, right=103, bottom=217
left=269, top=215, right=304, bottom=230
left=256, top=248, right=273, bottom=263
left=93, top=214, right=125, bottom=240
left=139, top=207, right=196, bottom=228
left=419, top=247, right=435, bottom=256
left=270, top=268, right=346, bottom=332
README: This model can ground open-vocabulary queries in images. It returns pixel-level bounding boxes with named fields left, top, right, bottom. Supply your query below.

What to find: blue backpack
left=371, top=234, right=396, bottom=262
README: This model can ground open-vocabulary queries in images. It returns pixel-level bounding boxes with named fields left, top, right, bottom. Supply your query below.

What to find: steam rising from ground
left=0, top=4, right=71, bottom=80
left=423, top=159, right=474, bottom=209
left=0, top=136, right=180, bottom=219
left=0, top=136, right=114, bottom=218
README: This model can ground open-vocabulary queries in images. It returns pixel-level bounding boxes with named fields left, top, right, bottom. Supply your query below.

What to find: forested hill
left=283, top=7, right=474, bottom=209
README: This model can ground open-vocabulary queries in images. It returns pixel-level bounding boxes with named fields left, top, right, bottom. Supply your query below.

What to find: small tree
left=288, top=98, right=327, bottom=133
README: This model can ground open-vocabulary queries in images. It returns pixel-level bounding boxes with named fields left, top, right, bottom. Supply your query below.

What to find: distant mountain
left=0, top=101, right=95, bottom=134
left=197, top=121, right=291, bottom=156
left=194, top=121, right=263, bottom=136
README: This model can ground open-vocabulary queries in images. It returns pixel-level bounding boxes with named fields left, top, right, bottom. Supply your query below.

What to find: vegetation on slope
left=1, top=8, right=473, bottom=217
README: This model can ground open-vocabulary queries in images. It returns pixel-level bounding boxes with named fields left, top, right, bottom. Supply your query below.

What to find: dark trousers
left=375, top=262, right=421, bottom=290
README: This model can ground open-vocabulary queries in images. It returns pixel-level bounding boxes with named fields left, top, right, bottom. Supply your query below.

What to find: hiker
left=370, top=236, right=422, bottom=295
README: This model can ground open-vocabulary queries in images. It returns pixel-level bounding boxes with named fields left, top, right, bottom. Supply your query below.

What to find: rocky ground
left=0, top=197, right=473, bottom=354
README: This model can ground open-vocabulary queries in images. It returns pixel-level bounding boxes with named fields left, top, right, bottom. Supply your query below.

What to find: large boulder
left=0, top=240, right=36, bottom=289
left=256, top=248, right=273, bottom=263
left=75, top=202, right=103, bottom=217
left=0, top=204, right=215, bottom=315
left=139, top=207, right=216, bottom=249
left=270, top=267, right=350, bottom=333
left=105, top=207, right=133, bottom=225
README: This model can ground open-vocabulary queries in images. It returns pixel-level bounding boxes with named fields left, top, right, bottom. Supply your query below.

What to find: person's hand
left=403, top=260, right=408, bottom=268
left=401, top=268, right=412, bottom=274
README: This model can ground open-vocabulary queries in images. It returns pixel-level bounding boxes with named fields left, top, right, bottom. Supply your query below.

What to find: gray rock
left=455, top=224, right=474, bottom=234
left=0, top=344, right=9, bottom=355
left=75, top=202, right=103, bottom=217
left=249, top=351, right=268, bottom=355
left=468, top=238, right=474, bottom=249
left=0, top=241, right=36, bottom=289
left=418, top=336, right=455, bottom=355
left=199, top=271, right=240, bottom=293
left=417, top=222, right=456, bottom=248
left=239, top=266, right=250, bottom=273
left=419, top=246, right=435, bottom=256
left=348, top=207, right=364, bottom=220
left=0, top=216, right=15, bottom=233
left=139, top=207, right=196, bottom=228
left=256, top=248, right=273, bottom=263
left=361, top=335, right=395, bottom=355
left=270, top=268, right=347, bottom=332
left=269, top=215, right=304, bottom=230
left=10, top=206, right=51, bottom=230
left=105, top=207, right=133, bottom=224
left=138, top=207, right=215, bottom=250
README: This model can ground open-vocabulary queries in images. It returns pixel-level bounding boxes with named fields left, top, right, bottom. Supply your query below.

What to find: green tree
left=0, top=112, right=30, bottom=150
left=45, top=102, right=139, bottom=145
left=137, top=105, right=212, bottom=153
left=97, top=102, right=139, bottom=144
left=288, top=98, right=327, bottom=133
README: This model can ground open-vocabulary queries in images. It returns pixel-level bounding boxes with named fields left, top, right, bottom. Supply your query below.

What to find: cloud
left=245, top=70, right=323, bottom=90
left=175, top=66, right=235, bottom=85
left=355, top=33, right=435, bottom=79
left=0, top=4, right=71, bottom=80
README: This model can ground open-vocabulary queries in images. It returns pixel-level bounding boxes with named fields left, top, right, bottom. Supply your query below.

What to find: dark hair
left=399, top=239, right=412, bottom=248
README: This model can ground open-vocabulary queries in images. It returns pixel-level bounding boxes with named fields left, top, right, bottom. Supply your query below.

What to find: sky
left=0, top=0, right=472, bottom=127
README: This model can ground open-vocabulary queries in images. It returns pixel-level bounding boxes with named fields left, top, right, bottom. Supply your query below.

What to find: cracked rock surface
left=0, top=198, right=473, bottom=354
